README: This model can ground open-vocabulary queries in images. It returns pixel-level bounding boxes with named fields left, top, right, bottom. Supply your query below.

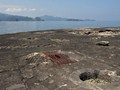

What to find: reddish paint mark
left=43, top=52, right=75, bottom=65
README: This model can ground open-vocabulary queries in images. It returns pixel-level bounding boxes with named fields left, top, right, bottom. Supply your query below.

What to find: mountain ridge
left=40, top=15, right=95, bottom=21
left=0, top=13, right=43, bottom=21
left=0, top=12, right=95, bottom=21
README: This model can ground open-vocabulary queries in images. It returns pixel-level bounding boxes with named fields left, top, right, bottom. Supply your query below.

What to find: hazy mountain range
left=0, top=13, right=43, bottom=21
left=0, top=13, right=95, bottom=21
left=40, top=15, right=95, bottom=21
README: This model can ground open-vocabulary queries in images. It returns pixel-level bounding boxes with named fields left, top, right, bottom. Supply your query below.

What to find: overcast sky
left=0, top=0, right=120, bottom=20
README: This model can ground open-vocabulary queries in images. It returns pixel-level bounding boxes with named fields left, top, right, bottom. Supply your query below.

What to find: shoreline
left=0, top=27, right=120, bottom=90
left=0, top=26, right=120, bottom=35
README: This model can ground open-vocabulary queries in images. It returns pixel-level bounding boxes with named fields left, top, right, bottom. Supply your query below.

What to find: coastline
left=0, top=27, right=120, bottom=90
left=1, top=21, right=120, bottom=35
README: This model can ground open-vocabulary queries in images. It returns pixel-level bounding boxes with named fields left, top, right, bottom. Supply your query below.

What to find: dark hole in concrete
left=116, top=71, right=120, bottom=76
left=37, top=45, right=40, bottom=47
left=96, top=41, right=110, bottom=46
left=79, top=70, right=99, bottom=81
left=54, top=55, right=61, bottom=59
left=96, top=43, right=109, bottom=46
left=27, top=37, right=32, bottom=40
left=99, top=29, right=112, bottom=32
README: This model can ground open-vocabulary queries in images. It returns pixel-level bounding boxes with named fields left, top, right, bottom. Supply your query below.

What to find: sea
left=0, top=21, right=120, bottom=35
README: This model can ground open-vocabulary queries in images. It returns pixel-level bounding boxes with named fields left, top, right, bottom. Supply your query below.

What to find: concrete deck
left=0, top=27, right=120, bottom=90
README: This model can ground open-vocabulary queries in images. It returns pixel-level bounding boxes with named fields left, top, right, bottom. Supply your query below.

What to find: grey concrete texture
left=0, top=27, right=120, bottom=90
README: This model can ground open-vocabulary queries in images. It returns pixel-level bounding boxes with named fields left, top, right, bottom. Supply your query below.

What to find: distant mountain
left=0, top=13, right=44, bottom=21
left=66, top=18, right=95, bottom=21
left=40, top=15, right=95, bottom=21
left=0, top=13, right=95, bottom=21
left=40, top=15, right=66, bottom=21
left=0, top=13, right=10, bottom=21
left=66, top=19, right=83, bottom=21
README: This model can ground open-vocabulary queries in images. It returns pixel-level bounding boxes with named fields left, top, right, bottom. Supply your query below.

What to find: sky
left=0, top=0, right=120, bottom=21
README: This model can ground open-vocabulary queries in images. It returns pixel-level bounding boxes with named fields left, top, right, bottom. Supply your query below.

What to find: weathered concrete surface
left=0, top=27, right=120, bottom=90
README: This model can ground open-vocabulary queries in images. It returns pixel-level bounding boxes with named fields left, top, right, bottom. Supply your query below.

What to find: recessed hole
left=37, top=45, right=40, bottom=47
left=27, top=37, right=32, bottom=39
left=79, top=70, right=99, bottom=81
left=54, top=55, right=61, bottom=59
left=99, top=29, right=112, bottom=32
left=116, top=71, right=120, bottom=76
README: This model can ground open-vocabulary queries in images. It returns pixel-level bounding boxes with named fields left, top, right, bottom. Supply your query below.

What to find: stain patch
left=43, top=51, right=75, bottom=65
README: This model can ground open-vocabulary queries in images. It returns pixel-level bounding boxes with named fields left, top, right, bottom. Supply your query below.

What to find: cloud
left=29, top=8, right=36, bottom=11
left=5, top=8, right=38, bottom=12
left=6, top=8, right=22, bottom=12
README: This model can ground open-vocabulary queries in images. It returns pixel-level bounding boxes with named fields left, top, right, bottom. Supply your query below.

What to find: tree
left=35, top=17, right=44, bottom=21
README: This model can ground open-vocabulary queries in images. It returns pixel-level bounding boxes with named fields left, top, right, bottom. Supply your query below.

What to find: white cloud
left=29, top=8, right=36, bottom=11
left=23, top=8, right=27, bottom=11
left=6, top=8, right=22, bottom=12
left=5, top=8, right=38, bottom=12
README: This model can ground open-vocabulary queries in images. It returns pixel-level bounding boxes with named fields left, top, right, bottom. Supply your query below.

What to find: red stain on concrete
left=43, top=52, right=75, bottom=65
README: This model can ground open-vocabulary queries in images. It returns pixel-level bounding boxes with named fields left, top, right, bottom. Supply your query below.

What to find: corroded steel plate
left=43, top=52, right=75, bottom=65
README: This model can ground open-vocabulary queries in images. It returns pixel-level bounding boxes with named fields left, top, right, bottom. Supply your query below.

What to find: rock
left=84, top=32, right=92, bottom=35
left=96, top=41, right=110, bottom=46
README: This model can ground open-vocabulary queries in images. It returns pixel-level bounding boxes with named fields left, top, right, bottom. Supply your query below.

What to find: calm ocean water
left=0, top=21, right=120, bottom=35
